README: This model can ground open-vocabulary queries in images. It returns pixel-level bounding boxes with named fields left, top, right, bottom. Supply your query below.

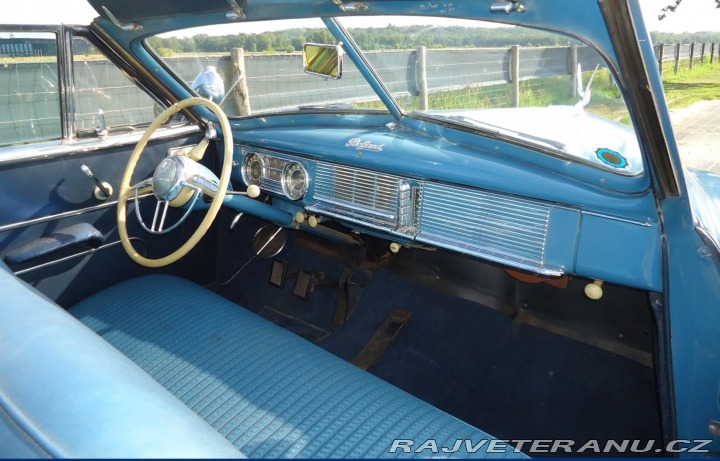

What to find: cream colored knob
left=295, top=212, right=306, bottom=224
left=246, top=185, right=261, bottom=198
left=389, top=242, right=401, bottom=253
left=308, top=215, right=319, bottom=228
left=584, top=280, right=604, bottom=300
left=94, top=182, right=113, bottom=201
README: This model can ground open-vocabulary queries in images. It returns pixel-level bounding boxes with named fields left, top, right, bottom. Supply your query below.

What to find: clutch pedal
left=270, top=259, right=288, bottom=288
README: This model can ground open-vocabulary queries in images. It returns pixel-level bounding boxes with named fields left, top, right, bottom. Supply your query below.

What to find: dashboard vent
left=417, top=182, right=552, bottom=274
left=312, top=162, right=403, bottom=229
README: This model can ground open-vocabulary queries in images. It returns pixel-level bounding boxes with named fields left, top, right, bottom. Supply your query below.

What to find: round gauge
left=281, top=162, right=309, bottom=200
left=241, top=153, right=263, bottom=187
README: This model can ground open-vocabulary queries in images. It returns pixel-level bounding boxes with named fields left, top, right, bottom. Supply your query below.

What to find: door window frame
left=0, top=25, right=195, bottom=164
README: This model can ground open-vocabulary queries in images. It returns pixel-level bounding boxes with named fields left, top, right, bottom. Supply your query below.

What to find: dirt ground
left=670, top=99, right=720, bottom=173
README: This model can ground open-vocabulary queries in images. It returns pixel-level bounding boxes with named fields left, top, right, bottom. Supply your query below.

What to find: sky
left=2, top=0, right=719, bottom=33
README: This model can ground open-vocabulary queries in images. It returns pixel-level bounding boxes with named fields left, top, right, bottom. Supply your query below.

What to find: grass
left=358, top=68, right=632, bottom=124
left=662, top=60, right=720, bottom=109
left=360, top=62, right=720, bottom=126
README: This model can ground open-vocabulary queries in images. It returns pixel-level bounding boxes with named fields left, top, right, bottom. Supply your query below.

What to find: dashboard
left=231, top=139, right=662, bottom=292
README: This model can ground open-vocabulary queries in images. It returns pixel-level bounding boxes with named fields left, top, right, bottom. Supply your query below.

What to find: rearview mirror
left=303, top=43, right=343, bottom=79
left=191, top=66, right=225, bottom=104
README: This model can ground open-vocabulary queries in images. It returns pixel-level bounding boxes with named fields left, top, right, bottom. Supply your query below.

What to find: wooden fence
left=654, top=42, right=719, bottom=74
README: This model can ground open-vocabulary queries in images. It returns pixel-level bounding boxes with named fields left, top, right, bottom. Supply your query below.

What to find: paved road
left=670, top=99, right=720, bottom=172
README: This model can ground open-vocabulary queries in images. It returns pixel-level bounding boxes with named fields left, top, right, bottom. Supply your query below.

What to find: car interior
left=0, top=0, right=677, bottom=458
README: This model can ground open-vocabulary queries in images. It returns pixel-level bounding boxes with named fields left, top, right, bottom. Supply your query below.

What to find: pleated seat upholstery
left=70, top=275, right=524, bottom=458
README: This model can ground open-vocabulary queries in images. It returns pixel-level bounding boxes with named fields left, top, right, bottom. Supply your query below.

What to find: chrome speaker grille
left=311, top=162, right=405, bottom=230
left=417, top=182, right=552, bottom=273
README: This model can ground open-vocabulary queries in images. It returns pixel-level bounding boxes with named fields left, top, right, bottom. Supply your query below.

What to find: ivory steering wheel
left=117, top=97, right=233, bottom=268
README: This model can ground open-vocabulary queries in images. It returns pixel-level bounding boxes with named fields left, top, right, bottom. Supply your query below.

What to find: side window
left=0, top=32, right=61, bottom=146
left=72, top=37, right=158, bottom=134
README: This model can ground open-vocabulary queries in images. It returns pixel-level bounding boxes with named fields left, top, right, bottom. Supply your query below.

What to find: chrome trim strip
left=0, top=125, right=200, bottom=166
left=13, top=238, right=142, bottom=276
left=0, top=194, right=152, bottom=233
left=580, top=210, right=654, bottom=227
left=60, top=25, right=75, bottom=139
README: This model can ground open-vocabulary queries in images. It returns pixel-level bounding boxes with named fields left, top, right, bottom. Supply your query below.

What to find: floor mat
left=217, top=230, right=662, bottom=457
left=259, top=304, right=330, bottom=342
left=319, top=269, right=662, bottom=458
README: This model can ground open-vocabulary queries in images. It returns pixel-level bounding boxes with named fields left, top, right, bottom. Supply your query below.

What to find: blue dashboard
left=226, top=119, right=662, bottom=292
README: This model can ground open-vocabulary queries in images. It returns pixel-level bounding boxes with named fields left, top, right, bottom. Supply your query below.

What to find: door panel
left=0, top=131, right=218, bottom=306
left=0, top=26, right=220, bottom=305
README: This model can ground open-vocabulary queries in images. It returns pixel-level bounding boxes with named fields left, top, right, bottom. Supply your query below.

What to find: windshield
left=147, top=18, right=388, bottom=116
left=338, top=16, right=643, bottom=176
left=148, top=15, right=642, bottom=175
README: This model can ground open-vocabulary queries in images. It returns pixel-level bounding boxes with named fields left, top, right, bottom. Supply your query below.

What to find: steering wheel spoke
left=132, top=177, right=154, bottom=195
left=131, top=177, right=153, bottom=189
left=134, top=180, right=203, bottom=235
left=151, top=199, right=170, bottom=232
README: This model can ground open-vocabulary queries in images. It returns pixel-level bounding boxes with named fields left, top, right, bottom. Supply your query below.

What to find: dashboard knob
left=246, top=185, right=261, bottom=198
left=295, top=212, right=306, bottom=224
left=389, top=242, right=401, bottom=253
left=584, top=280, right=604, bottom=300
left=308, top=215, right=319, bottom=228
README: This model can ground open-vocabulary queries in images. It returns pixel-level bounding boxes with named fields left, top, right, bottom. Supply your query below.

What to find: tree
left=659, top=0, right=720, bottom=20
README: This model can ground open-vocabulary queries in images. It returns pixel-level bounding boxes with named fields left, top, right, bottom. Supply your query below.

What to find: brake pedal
left=293, top=270, right=315, bottom=300
left=350, top=308, right=412, bottom=370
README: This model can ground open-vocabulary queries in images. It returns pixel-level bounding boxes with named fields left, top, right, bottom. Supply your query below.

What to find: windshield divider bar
left=323, top=17, right=402, bottom=121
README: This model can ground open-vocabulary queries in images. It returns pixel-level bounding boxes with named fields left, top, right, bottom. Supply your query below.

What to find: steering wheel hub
left=153, top=157, right=182, bottom=200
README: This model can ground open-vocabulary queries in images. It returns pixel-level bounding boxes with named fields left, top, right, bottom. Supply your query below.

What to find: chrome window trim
left=60, top=25, right=75, bottom=139
left=0, top=125, right=199, bottom=166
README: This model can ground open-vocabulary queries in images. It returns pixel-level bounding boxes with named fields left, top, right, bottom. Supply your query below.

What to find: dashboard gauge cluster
left=239, top=149, right=310, bottom=201
left=281, top=162, right=309, bottom=200
left=241, top=153, right=263, bottom=186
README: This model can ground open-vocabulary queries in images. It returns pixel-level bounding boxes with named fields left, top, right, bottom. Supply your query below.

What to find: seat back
left=0, top=261, right=243, bottom=458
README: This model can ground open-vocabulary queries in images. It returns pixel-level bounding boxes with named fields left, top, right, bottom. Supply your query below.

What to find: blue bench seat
left=71, top=275, right=522, bottom=458
left=0, top=265, right=524, bottom=458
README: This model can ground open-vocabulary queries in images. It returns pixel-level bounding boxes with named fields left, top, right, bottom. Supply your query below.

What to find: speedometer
left=281, top=162, right=309, bottom=200
left=241, top=153, right=263, bottom=186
